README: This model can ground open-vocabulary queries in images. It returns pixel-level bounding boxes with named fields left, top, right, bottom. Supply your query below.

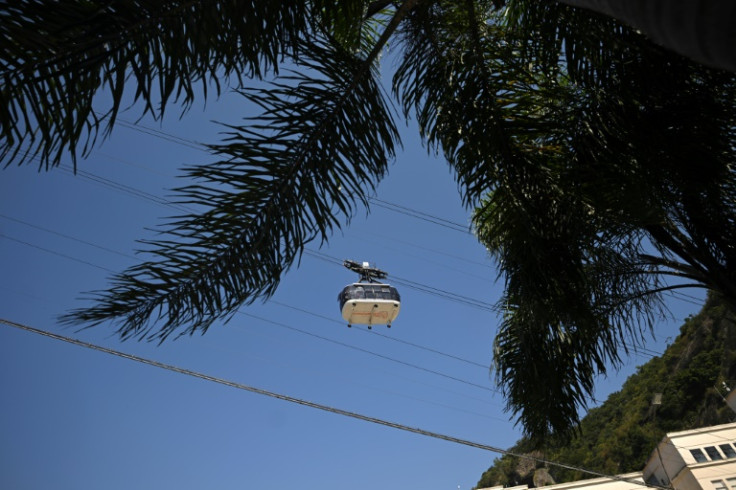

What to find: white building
left=643, top=423, right=736, bottom=490
left=478, top=422, right=736, bottom=490
left=478, top=472, right=646, bottom=490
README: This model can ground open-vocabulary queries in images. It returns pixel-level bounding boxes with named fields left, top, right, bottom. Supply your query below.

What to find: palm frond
left=475, top=184, right=667, bottom=442
left=59, top=35, right=400, bottom=341
left=393, top=0, right=572, bottom=208
left=314, top=0, right=391, bottom=55
left=391, top=0, right=736, bottom=441
left=466, top=2, right=736, bottom=441
left=502, top=0, right=646, bottom=87
left=1, top=0, right=313, bottom=169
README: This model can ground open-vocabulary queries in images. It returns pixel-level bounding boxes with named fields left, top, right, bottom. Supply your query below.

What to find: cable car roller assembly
left=338, top=260, right=401, bottom=329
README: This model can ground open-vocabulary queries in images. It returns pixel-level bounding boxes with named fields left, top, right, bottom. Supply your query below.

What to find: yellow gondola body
left=338, top=282, right=401, bottom=327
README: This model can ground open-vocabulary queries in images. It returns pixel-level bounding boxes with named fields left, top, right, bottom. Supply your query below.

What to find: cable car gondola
left=338, top=260, right=401, bottom=329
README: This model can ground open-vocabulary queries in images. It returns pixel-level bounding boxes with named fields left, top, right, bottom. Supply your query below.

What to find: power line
left=270, top=300, right=490, bottom=369
left=0, top=226, right=500, bottom=395
left=1, top=216, right=505, bottom=411
left=26, top=153, right=501, bottom=316
left=348, top=230, right=494, bottom=271
left=237, top=310, right=499, bottom=394
left=305, top=248, right=498, bottom=313
left=391, top=275, right=497, bottom=313
left=58, top=164, right=192, bottom=214
left=0, top=225, right=669, bottom=383
left=665, top=289, right=707, bottom=308
left=0, top=214, right=136, bottom=261
left=0, top=317, right=669, bottom=490
left=0, top=214, right=497, bottom=372
left=198, top=318, right=504, bottom=418
left=0, top=220, right=671, bottom=405
left=0, top=225, right=672, bottom=379
left=0, top=233, right=116, bottom=274
left=113, top=117, right=209, bottom=153
left=96, top=117, right=478, bottom=238
left=367, top=197, right=471, bottom=234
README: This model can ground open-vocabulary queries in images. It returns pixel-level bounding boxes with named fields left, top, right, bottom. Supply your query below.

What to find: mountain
left=475, top=293, right=736, bottom=489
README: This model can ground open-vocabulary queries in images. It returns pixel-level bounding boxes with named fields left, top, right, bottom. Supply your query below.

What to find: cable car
left=338, top=260, right=401, bottom=329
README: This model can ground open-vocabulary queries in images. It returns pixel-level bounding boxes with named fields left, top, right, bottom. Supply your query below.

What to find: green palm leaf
left=1, top=0, right=313, bottom=169
left=60, top=36, right=400, bottom=341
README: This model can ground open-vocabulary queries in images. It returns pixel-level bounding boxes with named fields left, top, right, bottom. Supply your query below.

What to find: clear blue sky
left=0, top=74, right=705, bottom=490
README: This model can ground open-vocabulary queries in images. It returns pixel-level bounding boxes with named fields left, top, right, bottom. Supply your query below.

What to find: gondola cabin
left=338, top=260, right=401, bottom=329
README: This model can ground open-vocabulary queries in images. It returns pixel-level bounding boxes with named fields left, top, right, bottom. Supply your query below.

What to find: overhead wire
left=111, top=117, right=210, bottom=153
left=0, top=221, right=674, bottom=410
left=189, top=319, right=505, bottom=419
left=0, top=218, right=502, bottom=399
left=59, top=119, right=708, bottom=322
left=367, top=197, right=472, bottom=234
left=0, top=232, right=116, bottom=274
left=305, top=248, right=498, bottom=313
left=6, top=130, right=724, bottom=484
left=270, top=300, right=490, bottom=369
left=1, top=193, right=676, bottom=411
left=0, top=317, right=671, bottom=490
left=349, top=230, right=493, bottom=269
left=0, top=213, right=136, bottom=261
left=237, top=310, right=499, bottom=394
left=6, top=119, right=708, bottom=419
left=303, top=247, right=674, bottom=362
left=3, top=219, right=679, bottom=423
left=665, top=289, right=708, bottom=308
left=77, top=119, right=708, bottom=323
left=0, top=212, right=497, bottom=373
left=109, top=116, right=479, bottom=237
left=57, top=164, right=192, bottom=214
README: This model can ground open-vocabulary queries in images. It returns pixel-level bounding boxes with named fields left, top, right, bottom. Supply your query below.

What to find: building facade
left=643, top=423, right=736, bottom=490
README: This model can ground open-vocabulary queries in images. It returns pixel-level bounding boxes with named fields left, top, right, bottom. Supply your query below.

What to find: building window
left=727, top=477, right=736, bottom=490
left=692, top=448, right=708, bottom=463
left=721, top=444, right=736, bottom=459
left=705, top=446, right=724, bottom=460
left=712, top=480, right=728, bottom=490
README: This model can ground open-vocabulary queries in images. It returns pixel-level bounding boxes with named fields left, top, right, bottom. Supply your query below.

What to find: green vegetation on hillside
left=476, top=294, right=736, bottom=488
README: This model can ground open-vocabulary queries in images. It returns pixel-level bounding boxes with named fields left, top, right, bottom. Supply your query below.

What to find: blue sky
left=0, top=73, right=705, bottom=490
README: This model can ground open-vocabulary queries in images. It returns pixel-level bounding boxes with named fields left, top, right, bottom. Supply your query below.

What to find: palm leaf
left=1, top=0, right=313, bottom=169
left=475, top=183, right=668, bottom=442
left=60, top=35, right=400, bottom=341
left=394, top=0, right=736, bottom=442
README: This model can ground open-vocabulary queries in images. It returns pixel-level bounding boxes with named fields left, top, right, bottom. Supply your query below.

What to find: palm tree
left=3, top=0, right=735, bottom=443
left=406, top=0, right=736, bottom=441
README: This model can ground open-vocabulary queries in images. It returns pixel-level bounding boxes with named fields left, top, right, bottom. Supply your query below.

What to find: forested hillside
left=476, top=294, right=736, bottom=489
